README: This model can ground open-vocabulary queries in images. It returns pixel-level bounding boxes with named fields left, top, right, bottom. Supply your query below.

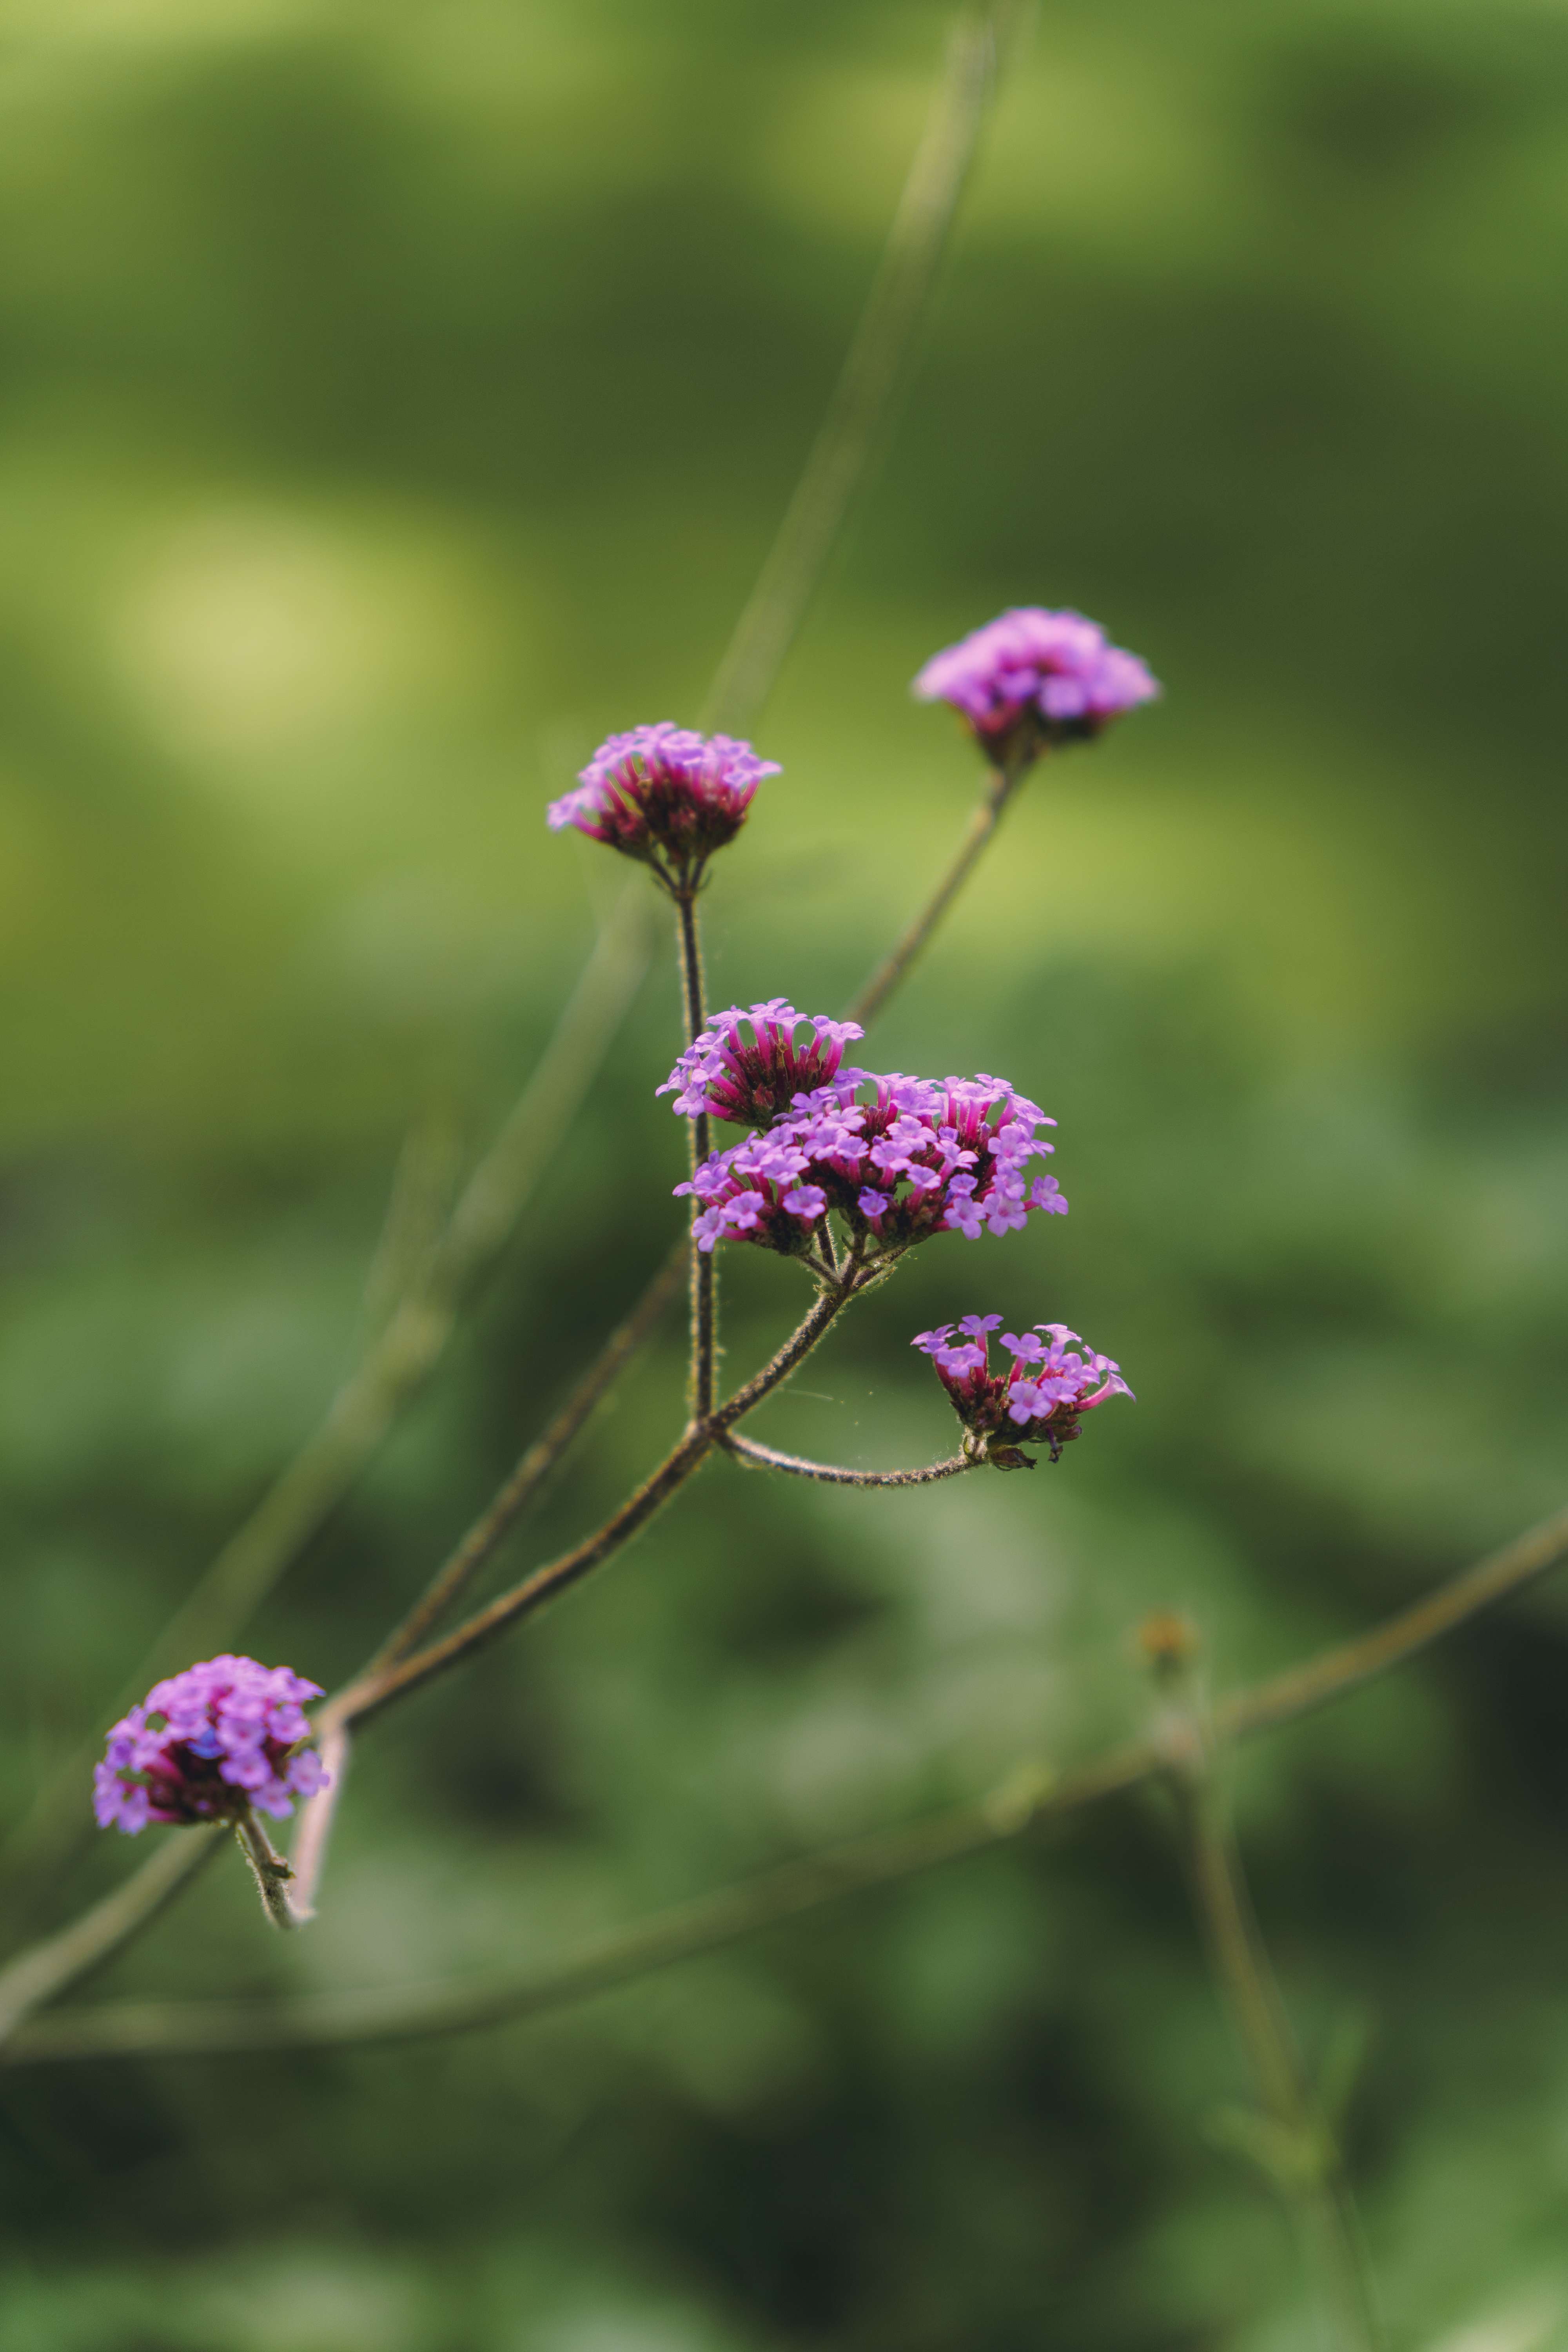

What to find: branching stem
left=6, top=1503, right=1564, bottom=2062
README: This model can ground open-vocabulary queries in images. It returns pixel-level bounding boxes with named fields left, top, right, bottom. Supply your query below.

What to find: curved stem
left=368, top=1243, right=686, bottom=1673
left=722, top=1432, right=976, bottom=1488
left=11, top=1501, right=1566, bottom=2064
left=847, top=759, right=1024, bottom=1025
left=328, top=1283, right=858, bottom=1733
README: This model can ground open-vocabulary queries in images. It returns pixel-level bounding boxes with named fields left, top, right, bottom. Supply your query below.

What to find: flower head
left=914, top=608, right=1158, bottom=768
left=669, top=1033, right=1067, bottom=1259
left=93, top=1655, right=328, bottom=1835
left=915, top=1316, right=1132, bottom=1461
left=658, top=1000, right=867, bottom=1125
left=547, top=724, right=778, bottom=889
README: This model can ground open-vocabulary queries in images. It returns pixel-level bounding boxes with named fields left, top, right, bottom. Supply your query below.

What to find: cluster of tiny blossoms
left=915, top=606, right=1158, bottom=763
left=914, top=1316, right=1132, bottom=1461
left=663, top=1004, right=1064, bottom=1258
left=546, top=723, right=779, bottom=889
left=94, top=1655, right=327, bottom=1835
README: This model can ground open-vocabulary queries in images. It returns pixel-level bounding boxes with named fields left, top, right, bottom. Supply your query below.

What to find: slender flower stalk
left=232, top=1811, right=302, bottom=1935
left=847, top=755, right=1025, bottom=1025
left=12, top=1502, right=1568, bottom=2070
left=720, top=1433, right=977, bottom=1487
left=325, top=1277, right=865, bottom=1735
left=367, top=1247, right=686, bottom=1674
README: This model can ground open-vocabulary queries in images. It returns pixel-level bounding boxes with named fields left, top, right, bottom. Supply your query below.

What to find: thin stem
left=11, top=1501, right=1564, bottom=2065
left=1167, top=1707, right=1382, bottom=2350
left=368, top=1244, right=686, bottom=1673
left=700, top=0, right=1030, bottom=736
left=328, top=1282, right=858, bottom=1733
left=722, top=1432, right=976, bottom=1488
left=231, top=1813, right=301, bottom=1935
left=673, top=889, right=717, bottom=1421
left=847, top=759, right=1024, bottom=1026
left=2, top=2, right=1021, bottom=1912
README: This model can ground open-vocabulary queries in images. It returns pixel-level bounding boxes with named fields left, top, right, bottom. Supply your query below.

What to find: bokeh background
left=3, top=0, right=1567, bottom=2345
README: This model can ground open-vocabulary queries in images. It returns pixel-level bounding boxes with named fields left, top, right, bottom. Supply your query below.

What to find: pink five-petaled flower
left=913, top=608, right=1158, bottom=771
left=546, top=723, right=779, bottom=892
left=93, top=1655, right=329, bottom=1836
left=668, top=1034, right=1067, bottom=1259
left=658, top=1001, right=869, bottom=1126
left=913, top=1316, right=1132, bottom=1462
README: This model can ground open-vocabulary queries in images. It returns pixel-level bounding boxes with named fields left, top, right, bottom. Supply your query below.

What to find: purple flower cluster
left=659, top=1000, right=868, bottom=1126
left=914, top=608, right=1158, bottom=764
left=664, top=1013, right=1066, bottom=1258
left=913, top=1315, right=1132, bottom=1460
left=547, top=724, right=779, bottom=887
left=94, top=1654, right=328, bottom=1836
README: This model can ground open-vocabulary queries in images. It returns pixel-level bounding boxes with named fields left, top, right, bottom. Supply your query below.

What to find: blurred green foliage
left=2, top=0, right=1567, bottom=2345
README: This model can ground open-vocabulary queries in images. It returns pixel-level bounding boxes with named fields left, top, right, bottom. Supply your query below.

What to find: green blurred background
left=2, top=0, right=1566, bottom=2344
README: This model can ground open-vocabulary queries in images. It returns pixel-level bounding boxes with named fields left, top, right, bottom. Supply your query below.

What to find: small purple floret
left=547, top=724, right=779, bottom=888
left=668, top=1023, right=1065, bottom=1260
left=914, top=608, right=1158, bottom=766
left=914, top=1316, right=1132, bottom=1461
left=93, top=1655, right=328, bottom=1835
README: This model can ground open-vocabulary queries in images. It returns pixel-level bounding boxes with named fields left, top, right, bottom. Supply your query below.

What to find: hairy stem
left=847, top=758, right=1024, bottom=1025
left=232, top=1813, right=301, bottom=1935
left=722, top=1432, right=976, bottom=1487
left=368, top=1244, right=686, bottom=1674
left=327, top=1283, right=857, bottom=1733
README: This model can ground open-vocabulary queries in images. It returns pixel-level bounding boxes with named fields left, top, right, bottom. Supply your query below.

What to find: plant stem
left=367, top=1244, right=685, bottom=1673
left=673, top=888, right=717, bottom=1421
left=722, top=1432, right=976, bottom=1487
left=11, top=1501, right=1565, bottom=2066
left=231, top=1813, right=301, bottom=1935
left=847, top=758, right=1025, bottom=1026
left=327, top=1282, right=858, bottom=1732
left=1166, top=1700, right=1382, bottom=2351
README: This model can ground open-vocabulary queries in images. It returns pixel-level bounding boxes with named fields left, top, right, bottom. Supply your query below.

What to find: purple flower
left=914, top=1316, right=1132, bottom=1461
left=93, top=1655, right=329, bottom=1835
left=547, top=724, right=779, bottom=890
left=914, top=608, right=1158, bottom=768
left=671, top=1043, right=1066, bottom=1260
left=658, top=1001, right=867, bottom=1124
